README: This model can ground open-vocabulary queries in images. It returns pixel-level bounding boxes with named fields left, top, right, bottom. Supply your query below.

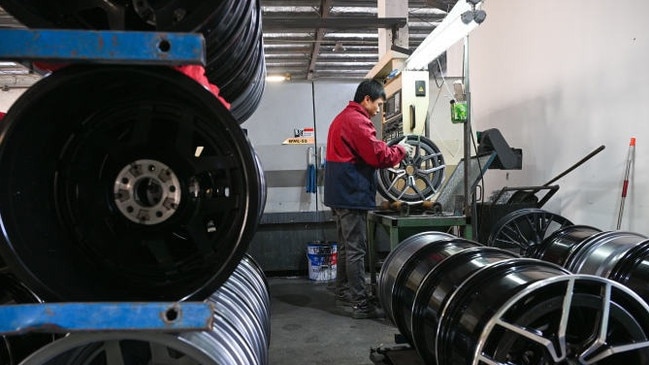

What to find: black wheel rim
left=476, top=276, right=649, bottom=364
left=410, top=246, right=519, bottom=364
left=531, top=224, right=602, bottom=265
left=610, top=240, right=649, bottom=304
left=564, top=231, right=648, bottom=276
left=0, top=273, right=56, bottom=365
left=437, top=259, right=570, bottom=364
left=0, top=0, right=267, bottom=123
left=377, top=231, right=456, bottom=326
left=376, top=135, right=445, bottom=204
left=487, top=208, right=574, bottom=256
left=0, top=65, right=261, bottom=301
left=0, top=0, right=234, bottom=31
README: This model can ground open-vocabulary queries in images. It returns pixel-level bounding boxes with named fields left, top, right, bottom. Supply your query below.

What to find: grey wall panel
left=247, top=221, right=337, bottom=273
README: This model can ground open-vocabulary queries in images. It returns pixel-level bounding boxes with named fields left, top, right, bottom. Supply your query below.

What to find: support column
left=378, top=0, right=409, bottom=57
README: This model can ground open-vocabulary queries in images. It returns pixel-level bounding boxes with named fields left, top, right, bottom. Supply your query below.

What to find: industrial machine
left=366, top=51, right=436, bottom=143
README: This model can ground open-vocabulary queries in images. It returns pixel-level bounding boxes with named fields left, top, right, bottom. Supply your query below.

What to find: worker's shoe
left=352, top=304, right=384, bottom=319
left=336, top=293, right=353, bottom=307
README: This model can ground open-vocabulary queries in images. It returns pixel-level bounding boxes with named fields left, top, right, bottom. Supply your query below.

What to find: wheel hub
left=113, top=159, right=181, bottom=225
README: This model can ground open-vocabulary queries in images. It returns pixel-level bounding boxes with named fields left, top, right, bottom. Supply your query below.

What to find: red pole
left=616, top=137, right=636, bottom=230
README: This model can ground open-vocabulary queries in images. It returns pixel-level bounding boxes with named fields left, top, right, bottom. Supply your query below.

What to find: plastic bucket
left=306, top=242, right=337, bottom=281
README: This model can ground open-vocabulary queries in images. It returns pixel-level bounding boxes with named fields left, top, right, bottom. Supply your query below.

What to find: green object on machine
left=450, top=100, right=467, bottom=123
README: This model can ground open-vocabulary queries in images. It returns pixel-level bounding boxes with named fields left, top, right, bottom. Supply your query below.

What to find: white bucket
left=306, top=242, right=337, bottom=281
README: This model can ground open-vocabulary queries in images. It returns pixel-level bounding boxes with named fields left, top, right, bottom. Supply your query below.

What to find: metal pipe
left=462, top=36, right=472, bottom=223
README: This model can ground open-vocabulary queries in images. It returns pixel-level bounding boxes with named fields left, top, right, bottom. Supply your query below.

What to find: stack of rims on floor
left=0, top=0, right=265, bottom=122
left=532, top=225, right=649, bottom=303
left=378, top=231, right=649, bottom=364
left=17, top=254, right=271, bottom=365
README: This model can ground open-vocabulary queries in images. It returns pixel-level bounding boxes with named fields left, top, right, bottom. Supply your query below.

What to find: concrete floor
left=268, top=276, right=401, bottom=365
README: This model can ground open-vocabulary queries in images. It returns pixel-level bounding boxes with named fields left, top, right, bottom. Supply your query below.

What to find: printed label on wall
left=283, top=127, right=315, bottom=145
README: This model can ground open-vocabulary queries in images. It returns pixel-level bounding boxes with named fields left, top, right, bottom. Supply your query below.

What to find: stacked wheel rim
left=378, top=230, right=649, bottom=364
left=18, top=254, right=271, bottom=365
left=0, top=273, right=56, bottom=364
left=0, top=0, right=266, bottom=122
left=0, top=65, right=263, bottom=301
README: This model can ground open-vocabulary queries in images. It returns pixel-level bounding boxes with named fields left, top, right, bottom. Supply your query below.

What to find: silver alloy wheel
left=376, top=135, right=445, bottom=204
left=475, top=275, right=649, bottom=364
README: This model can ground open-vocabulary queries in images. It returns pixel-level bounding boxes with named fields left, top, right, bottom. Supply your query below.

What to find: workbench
left=367, top=211, right=472, bottom=287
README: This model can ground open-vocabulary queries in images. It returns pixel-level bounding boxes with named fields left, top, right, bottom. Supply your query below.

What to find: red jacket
left=324, top=102, right=405, bottom=209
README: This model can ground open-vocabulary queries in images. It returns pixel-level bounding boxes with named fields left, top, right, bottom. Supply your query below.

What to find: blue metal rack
left=0, top=28, right=205, bottom=65
left=0, top=28, right=211, bottom=336
left=0, top=302, right=214, bottom=334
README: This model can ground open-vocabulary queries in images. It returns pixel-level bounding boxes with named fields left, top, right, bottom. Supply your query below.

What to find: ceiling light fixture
left=266, top=74, right=291, bottom=82
left=332, top=42, right=346, bottom=53
left=406, top=0, right=485, bottom=70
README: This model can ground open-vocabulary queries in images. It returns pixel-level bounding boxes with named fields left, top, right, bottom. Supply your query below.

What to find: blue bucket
left=306, top=242, right=337, bottom=281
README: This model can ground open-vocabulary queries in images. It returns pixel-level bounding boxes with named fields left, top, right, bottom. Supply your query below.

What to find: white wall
left=0, top=88, right=25, bottom=112
left=470, top=0, right=649, bottom=232
left=243, top=80, right=359, bottom=213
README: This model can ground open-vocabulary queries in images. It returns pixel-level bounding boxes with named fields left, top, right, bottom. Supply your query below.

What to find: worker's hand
left=397, top=137, right=416, bottom=159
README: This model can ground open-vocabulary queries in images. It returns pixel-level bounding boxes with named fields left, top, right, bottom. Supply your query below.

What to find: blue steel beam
left=0, top=302, right=213, bottom=335
left=0, top=29, right=205, bottom=65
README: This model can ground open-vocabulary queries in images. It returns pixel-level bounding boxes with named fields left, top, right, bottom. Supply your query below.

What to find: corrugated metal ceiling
left=0, top=1, right=458, bottom=89
left=262, top=0, right=457, bottom=80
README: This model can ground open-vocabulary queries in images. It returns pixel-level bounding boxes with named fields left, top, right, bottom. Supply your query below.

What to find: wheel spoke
left=377, top=136, right=445, bottom=204
left=496, top=223, right=528, bottom=249
left=414, top=171, right=441, bottom=194
left=127, top=111, right=154, bottom=146
left=523, top=214, right=543, bottom=243
left=144, top=239, right=176, bottom=266
left=103, top=340, right=126, bottom=365
left=584, top=341, right=649, bottom=363
left=555, top=276, right=576, bottom=359
left=190, top=155, right=236, bottom=176
left=475, top=354, right=509, bottom=365
left=493, top=319, right=565, bottom=362
left=417, top=164, right=445, bottom=175
left=385, top=170, right=407, bottom=192
left=172, top=113, right=196, bottom=156
left=201, top=196, right=238, bottom=216
left=579, top=281, right=612, bottom=362
left=184, top=218, right=216, bottom=254
left=487, top=209, right=573, bottom=254
left=419, top=151, right=443, bottom=163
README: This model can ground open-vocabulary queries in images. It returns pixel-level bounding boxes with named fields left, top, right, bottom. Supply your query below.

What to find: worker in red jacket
left=324, top=79, right=413, bottom=319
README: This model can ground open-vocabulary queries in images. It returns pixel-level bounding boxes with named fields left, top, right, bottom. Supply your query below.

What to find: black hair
left=353, top=79, right=386, bottom=103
